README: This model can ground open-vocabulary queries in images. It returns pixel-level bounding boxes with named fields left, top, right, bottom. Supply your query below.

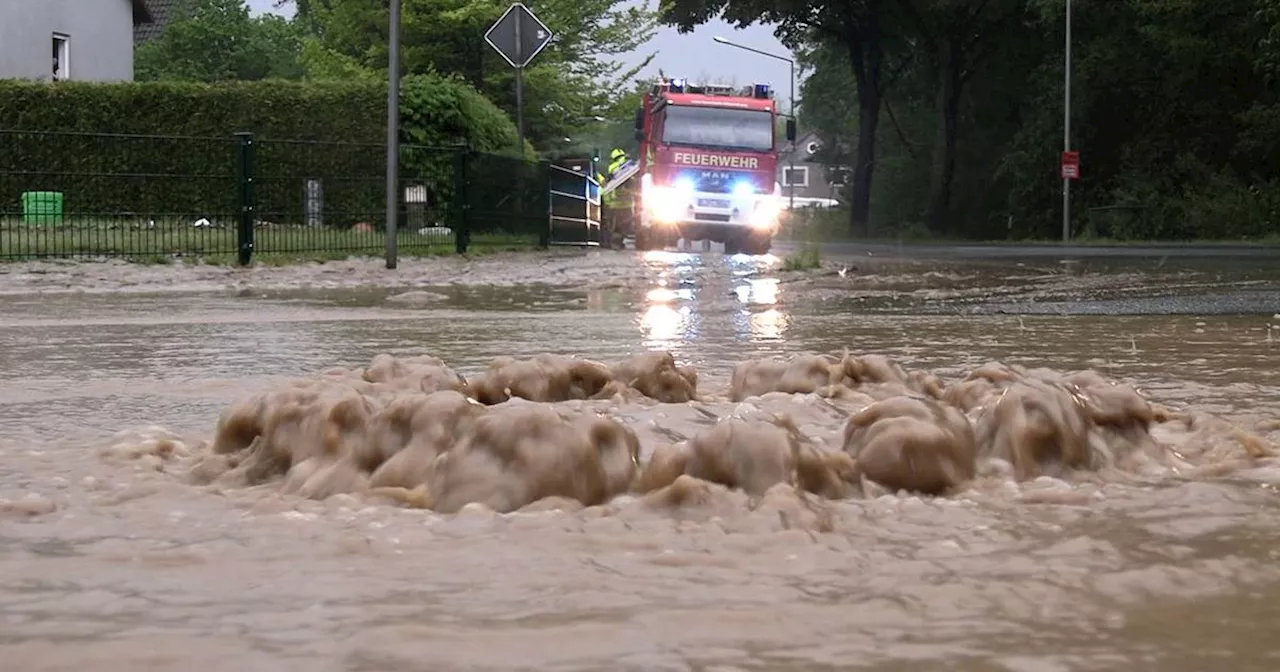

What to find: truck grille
left=690, top=170, right=746, bottom=194
left=694, top=213, right=731, bottom=222
left=696, top=179, right=732, bottom=194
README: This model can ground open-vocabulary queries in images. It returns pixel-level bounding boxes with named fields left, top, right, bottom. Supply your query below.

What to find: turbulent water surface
left=1, top=248, right=1279, bottom=671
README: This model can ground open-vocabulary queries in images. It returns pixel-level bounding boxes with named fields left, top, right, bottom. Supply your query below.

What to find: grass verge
left=0, top=225, right=540, bottom=264
left=781, top=242, right=822, bottom=271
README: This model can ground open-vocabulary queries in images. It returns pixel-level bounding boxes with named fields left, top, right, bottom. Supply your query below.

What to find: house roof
left=131, top=0, right=154, bottom=24
left=780, top=131, right=826, bottom=162
left=795, top=130, right=822, bottom=146
left=134, top=0, right=179, bottom=44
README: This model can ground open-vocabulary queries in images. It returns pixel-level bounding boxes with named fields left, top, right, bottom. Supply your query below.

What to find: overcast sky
left=245, top=0, right=801, bottom=113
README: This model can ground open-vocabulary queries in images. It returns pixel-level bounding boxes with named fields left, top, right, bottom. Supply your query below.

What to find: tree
left=296, top=0, right=659, bottom=149
left=1239, top=0, right=1280, bottom=175
left=897, top=0, right=1025, bottom=235
left=789, top=0, right=1280, bottom=241
left=797, top=32, right=935, bottom=233
left=975, top=0, right=1279, bottom=240
left=136, top=0, right=304, bottom=82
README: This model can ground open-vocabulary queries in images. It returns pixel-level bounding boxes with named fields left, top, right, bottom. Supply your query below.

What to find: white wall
left=0, top=0, right=137, bottom=82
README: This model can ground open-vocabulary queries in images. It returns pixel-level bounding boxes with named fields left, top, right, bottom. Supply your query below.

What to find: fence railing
left=0, top=128, right=599, bottom=263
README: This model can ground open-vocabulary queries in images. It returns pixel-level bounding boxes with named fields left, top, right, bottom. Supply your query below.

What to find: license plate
left=698, top=198, right=730, bottom=208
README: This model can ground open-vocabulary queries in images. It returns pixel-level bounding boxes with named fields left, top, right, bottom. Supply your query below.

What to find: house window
left=782, top=166, right=809, bottom=188
left=52, top=33, right=70, bottom=81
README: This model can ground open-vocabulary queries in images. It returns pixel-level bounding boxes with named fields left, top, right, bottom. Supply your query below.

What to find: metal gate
left=548, top=164, right=600, bottom=246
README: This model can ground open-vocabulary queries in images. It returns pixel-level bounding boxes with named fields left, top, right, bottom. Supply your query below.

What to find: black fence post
left=588, top=171, right=600, bottom=246
left=455, top=149, right=470, bottom=254
left=234, top=131, right=256, bottom=265
left=537, top=160, right=551, bottom=249
left=547, top=163, right=557, bottom=247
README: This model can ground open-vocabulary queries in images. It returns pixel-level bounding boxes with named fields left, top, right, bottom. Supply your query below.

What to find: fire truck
left=605, top=76, right=795, bottom=255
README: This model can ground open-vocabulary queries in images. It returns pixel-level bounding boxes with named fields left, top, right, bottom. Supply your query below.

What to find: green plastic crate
left=22, top=191, right=64, bottom=225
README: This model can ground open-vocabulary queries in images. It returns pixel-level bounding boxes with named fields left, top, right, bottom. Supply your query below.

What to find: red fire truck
left=624, top=76, right=794, bottom=255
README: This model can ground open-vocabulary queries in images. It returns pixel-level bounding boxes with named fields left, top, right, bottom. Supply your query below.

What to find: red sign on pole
left=1060, top=151, right=1080, bottom=180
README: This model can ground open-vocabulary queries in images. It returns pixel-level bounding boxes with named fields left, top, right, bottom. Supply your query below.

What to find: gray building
left=0, top=0, right=155, bottom=82
left=777, top=131, right=848, bottom=206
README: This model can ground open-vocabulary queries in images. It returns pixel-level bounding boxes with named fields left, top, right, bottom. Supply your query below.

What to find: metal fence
left=549, top=164, right=601, bottom=247
left=0, top=129, right=601, bottom=263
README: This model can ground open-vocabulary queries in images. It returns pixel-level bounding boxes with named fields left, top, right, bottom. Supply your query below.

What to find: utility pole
left=1063, top=0, right=1072, bottom=242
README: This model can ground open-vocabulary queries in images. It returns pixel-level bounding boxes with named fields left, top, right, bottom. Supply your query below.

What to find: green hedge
left=0, top=75, right=534, bottom=229
left=0, top=74, right=526, bottom=148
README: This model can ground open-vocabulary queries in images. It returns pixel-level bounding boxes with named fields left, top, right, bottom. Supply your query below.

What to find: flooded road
left=1, top=249, right=1279, bottom=671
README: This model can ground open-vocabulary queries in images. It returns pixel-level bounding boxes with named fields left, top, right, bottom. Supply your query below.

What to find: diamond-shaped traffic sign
left=484, top=3, right=554, bottom=69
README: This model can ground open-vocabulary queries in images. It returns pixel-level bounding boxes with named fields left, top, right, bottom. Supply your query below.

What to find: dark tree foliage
left=784, top=0, right=1279, bottom=240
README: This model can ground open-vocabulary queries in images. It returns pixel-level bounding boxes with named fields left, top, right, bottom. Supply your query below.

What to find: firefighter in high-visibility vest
left=598, top=148, right=630, bottom=248
left=607, top=147, right=628, bottom=178
left=597, top=148, right=629, bottom=202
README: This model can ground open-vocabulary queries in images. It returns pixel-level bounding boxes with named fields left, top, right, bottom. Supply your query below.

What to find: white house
left=777, top=130, right=849, bottom=207
left=0, top=0, right=155, bottom=82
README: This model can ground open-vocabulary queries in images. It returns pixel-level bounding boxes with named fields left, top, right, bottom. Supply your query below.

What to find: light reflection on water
left=639, top=251, right=787, bottom=349
left=747, top=308, right=790, bottom=341
left=640, top=303, right=696, bottom=348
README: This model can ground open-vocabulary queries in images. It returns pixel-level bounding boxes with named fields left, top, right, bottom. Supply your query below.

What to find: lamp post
left=1062, top=0, right=1072, bottom=242
left=712, top=36, right=796, bottom=212
left=384, top=0, right=402, bottom=268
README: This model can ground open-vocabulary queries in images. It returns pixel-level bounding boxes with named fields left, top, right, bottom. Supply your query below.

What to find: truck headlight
left=643, top=185, right=685, bottom=223
left=653, top=199, right=684, bottom=223
left=750, top=197, right=780, bottom=229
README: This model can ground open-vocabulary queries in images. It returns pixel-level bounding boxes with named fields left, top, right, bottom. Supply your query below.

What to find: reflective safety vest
left=602, top=149, right=629, bottom=208
left=596, top=171, right=611, bottom=205
left=608, top=149, right=628, bottom=177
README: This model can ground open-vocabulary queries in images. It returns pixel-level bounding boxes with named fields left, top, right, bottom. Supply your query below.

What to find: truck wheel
left=723, top=232, right=742, bottom=255
left=746, top=232, right=772, bottom=255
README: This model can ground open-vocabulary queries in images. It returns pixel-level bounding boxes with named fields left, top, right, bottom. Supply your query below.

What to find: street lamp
left=712, top=36, right=797, bottom=212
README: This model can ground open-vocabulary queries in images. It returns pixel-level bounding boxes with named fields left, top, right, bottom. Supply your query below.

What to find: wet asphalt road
left=783, top=240, right=1280, bottom=259
left=767, top=240, right=1280, bottom=317
left=966, top=289, right=1280, bottom=316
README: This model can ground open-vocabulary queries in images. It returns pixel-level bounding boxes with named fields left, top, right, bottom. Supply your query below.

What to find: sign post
left=484, top=3, right=555, bottom=155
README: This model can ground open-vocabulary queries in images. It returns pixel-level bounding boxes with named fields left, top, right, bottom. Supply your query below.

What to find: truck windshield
left=661, top=105, right=774, bottom=152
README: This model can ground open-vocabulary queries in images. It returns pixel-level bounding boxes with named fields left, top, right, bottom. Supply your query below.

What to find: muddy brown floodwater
left=2, top=249, right=1280, bottom=672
